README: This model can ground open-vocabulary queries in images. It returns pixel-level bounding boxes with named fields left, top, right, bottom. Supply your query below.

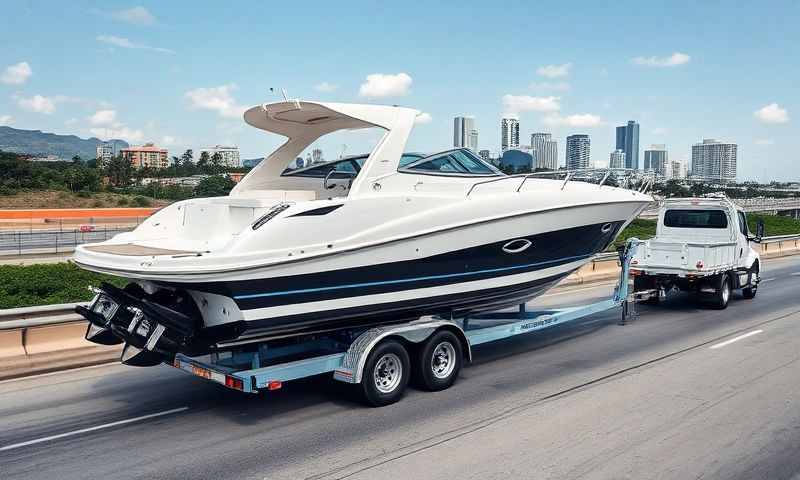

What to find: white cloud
left=89, top=126, right=144, bottom=143
left=414, top=112, right=432, bottom=124
left=314, top=82, right=338, bottom=92
left=96, top=35, right=175, bottom=54
left=529, top=81, right=570, bottom=92
left=1, top=61, right=32, bottom=85
left=632, top=52, right=690, bottom=67
left=536, top=63, right=571, bottom=78
left=502, top=94, right=561, bottom=114
left=542, top=113, right=604, bottom=128
left=65, top=118, right=78, bottom=126
left=88, top=109, right=117, bottom=126
left=111, top=6, right=156, bottom=26
left=755, top=138, right=775, bottom=146
left=0, top=115, right=12, bottom=125
left=185, top=84, right=246, bottom=118
left=358, top=73, right=412, bottom=98
left=161, top=135, right=178, bottom=146
left=652, top=127, right=669, bottom=135
left=754, top=103, right=789, bottom=124
left=17, top=94, right=56, bottom=114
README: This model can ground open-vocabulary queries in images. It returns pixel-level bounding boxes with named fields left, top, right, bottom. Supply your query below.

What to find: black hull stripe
left=233, top=253, right=590, bottom=300
left=236, top=271, right=570, bottom=339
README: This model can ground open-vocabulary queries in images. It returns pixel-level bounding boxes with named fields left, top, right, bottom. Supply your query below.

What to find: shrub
left=116, top=196, right=129, bottom=206
left=76, top=190, right=91, bottom=198
left=132, top=195, right=152, bottom=207
left=0, top=263, right=127, bottom=308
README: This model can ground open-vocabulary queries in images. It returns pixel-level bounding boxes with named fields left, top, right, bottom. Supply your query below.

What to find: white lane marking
left=0, top=406, right=189, bottom=452
left=709, top=330, right=763, bottom=350
left=760, top=277, right=776, bottom=283
left=791, top=272, right=800, bottom=276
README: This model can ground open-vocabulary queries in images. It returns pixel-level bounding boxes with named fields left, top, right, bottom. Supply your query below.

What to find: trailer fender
left=333, top=319, right=470, bottom=384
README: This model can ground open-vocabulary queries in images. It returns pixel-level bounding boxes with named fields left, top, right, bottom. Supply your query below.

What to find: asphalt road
left=2, top=256, right=800, bottom=480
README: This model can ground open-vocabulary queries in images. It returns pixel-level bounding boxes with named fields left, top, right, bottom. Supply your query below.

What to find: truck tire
left=710, top=273, right=731, bottom=310
left=360, top=339, right=410, bottom=407
left=742, top=265, right=759, bottom=299
left=415, top=330, right=463, bottom=391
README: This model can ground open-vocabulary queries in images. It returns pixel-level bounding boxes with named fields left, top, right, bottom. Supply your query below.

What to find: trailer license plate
left=192, top=366, right=212, bottom=379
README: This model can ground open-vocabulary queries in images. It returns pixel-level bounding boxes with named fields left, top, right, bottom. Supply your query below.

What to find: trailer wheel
left=360, top=339, right=410, bottom=407
left=742, top=265, right=759, bottom=299
left=416, top=330, right=463, bottom=391
left=710, top=273, right=731, bottom=310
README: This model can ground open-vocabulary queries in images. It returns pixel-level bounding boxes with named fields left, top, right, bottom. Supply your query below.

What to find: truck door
left=736, top=210, right=749, bottom=265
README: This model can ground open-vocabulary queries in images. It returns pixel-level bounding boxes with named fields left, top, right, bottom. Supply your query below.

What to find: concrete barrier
left=25, top=323, right=95, bottom=355
left=0, top=329, right=25, bottom=359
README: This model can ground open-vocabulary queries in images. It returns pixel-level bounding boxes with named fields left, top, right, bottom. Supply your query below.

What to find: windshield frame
left=398, top=148, right=503, bottom=178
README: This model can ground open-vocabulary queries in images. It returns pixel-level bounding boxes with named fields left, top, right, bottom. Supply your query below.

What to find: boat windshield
left=400, top=149, right=502, bottom=177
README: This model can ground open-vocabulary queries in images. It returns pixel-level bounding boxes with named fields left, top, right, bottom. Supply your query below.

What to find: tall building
left=312, top=148, right=324, bottom=164
left=120, top=143, right=169, bottom=169
left=609, top=149, right=625, bottom=169
left=531, top=133, right=558, bottom=170
left=644, top=144, right=668, bottom=176
left=566, top=134, right=591, bottom=170
left=615, top=120, right=640, bottom=170
left=95, top=142, right=115, bottom=167
left=454, top=116, right=479, bottom=152
left=691, top=139, right=737, bottom=183
left=199, top=145, right=241, bottom=167
left=669, top=159, right=684, bottom=179
left=501, top=118, right=519, bottom=151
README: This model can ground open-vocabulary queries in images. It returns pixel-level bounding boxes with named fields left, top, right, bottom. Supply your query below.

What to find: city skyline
left=0, top=2, right=796, bottom=181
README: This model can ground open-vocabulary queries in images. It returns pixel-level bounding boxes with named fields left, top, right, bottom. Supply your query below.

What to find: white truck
left=630, top=196, right=763, bottom=309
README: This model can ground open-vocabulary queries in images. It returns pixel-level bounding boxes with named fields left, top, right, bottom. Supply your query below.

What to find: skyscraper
left=669, top=159, right=684, bottom=179
left=566, top=134, right=590, bottom=170
left=691, top=139, right=737, bottom=183
left=501, top=118, right=519, bottom=151
left=615, top=120, right=640, bottom=170
left=530, top=132, right=558, bottom=170
left=454, top=116, right=479, bottom=152
left=609, top=149, right=625, bottom=169
left=643, top=144, right=668, bottom=176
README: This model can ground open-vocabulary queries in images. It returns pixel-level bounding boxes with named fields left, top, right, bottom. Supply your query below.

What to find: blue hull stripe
left=233, top=253, right=592, bottom=300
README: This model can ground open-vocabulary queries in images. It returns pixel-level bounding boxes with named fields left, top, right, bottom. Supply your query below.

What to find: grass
left=0, top=263, right=126, bottom=309
left=0, top=189, right=169, bottom=209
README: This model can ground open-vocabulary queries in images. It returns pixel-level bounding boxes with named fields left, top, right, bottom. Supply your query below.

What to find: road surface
left=1, top=256, right=799, bottom=479
left=0, top=227, right=130, bottom=255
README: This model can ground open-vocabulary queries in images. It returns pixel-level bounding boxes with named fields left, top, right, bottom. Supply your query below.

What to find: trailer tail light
left=696, top=260, right=704, bottom=269
left=267, top=380, right=282, bottom=391
left=225, top=376, right=244, bottom=391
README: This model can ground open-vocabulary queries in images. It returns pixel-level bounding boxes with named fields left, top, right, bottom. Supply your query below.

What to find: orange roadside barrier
left=0, top=208, right=157, bottom=220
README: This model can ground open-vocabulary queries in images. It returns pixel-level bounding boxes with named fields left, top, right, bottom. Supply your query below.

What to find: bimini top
left=232, top=101, right=419, bottom=197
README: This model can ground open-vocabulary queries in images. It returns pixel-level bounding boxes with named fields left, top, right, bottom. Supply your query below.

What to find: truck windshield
left=664, top=209, right=728, bottom=229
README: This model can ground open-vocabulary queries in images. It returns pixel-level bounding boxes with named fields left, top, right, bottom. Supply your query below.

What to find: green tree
left=105, top=155, right=134, bottom=187
left=194, top=175, right=235, bottom=198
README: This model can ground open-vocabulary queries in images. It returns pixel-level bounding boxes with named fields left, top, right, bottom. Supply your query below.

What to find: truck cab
left=631, top=196, right=761, bottom=309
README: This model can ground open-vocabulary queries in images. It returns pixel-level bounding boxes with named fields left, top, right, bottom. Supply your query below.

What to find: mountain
left=0, top=126, right=128, bottom=160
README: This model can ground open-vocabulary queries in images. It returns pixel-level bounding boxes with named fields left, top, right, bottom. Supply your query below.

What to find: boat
left=73, top=100, right=653, bottom=366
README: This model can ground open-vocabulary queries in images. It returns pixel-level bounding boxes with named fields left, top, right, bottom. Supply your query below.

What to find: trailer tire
left=710, top=273, right=731, bottom=310
left=416, top=330, right=463, bottom=391
left=742, top=265, right=759, bottom=299
left=360, top=339, right=410, bottom=407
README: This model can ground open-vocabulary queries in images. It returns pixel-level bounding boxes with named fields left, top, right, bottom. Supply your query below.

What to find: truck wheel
left=710, top=273, right=731, bottom=310
left=742, top=265, right=759, bottom=299
left=360, top=339, right=410, bottom=407
left=416, top=330, right=463, bottom=391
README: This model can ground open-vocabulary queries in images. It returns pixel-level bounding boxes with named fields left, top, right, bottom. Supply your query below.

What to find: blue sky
left=1, top=1, right=797, bottom=181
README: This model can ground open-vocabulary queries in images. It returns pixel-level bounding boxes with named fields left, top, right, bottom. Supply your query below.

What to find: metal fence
left=0, top=226, right=133, bottom=256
